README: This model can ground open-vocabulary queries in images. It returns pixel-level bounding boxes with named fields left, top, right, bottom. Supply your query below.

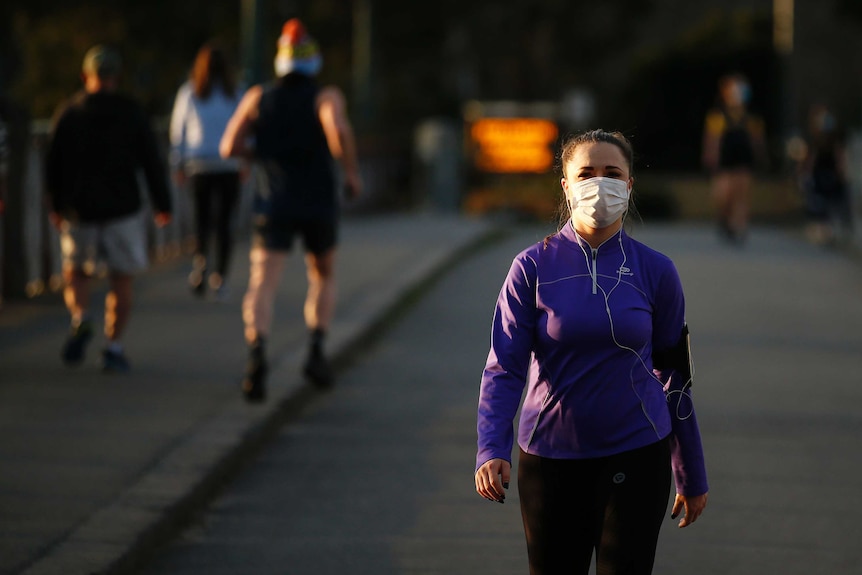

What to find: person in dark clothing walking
left=798, top=103, right=851, bottom=245
left=45, top=45, right=172, bottom=372
left=220, top=19, right=361, bottom=401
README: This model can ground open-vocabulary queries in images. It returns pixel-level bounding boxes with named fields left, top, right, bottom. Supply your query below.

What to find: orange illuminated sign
left=470, top=118, right=558, bottom=173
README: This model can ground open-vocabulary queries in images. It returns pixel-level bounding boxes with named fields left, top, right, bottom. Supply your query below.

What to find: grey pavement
left=133, top=222, right=862, bottom=575
left=0, top=212, right=500, bottom=575
left=3, top=217, right=862, bottom=575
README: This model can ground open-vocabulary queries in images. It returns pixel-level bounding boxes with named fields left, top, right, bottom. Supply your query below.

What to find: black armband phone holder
left=652, top=324, right=693, bottom=388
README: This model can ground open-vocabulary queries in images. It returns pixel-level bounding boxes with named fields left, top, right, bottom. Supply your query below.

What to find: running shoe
left=303, top=349, right=334, bottom=388
left=242, top=340, right=267, bottom=402
left=61, top=320, right=94, bottom=366
left=102, top=348, right=131, bottom=373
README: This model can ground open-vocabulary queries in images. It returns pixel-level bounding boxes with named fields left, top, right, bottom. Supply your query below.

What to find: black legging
left=517, top=438, right=671, bottom=575
left=190, top=172, right=240, bottom=277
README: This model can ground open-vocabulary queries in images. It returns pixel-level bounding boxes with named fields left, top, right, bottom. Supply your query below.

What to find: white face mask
left=567, top=176, right=630, bottom=229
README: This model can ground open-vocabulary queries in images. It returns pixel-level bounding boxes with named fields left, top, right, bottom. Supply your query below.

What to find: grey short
left=60, top=212, right=149, bottom=275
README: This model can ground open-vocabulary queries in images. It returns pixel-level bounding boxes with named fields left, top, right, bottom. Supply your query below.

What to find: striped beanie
left=274, top=19, right=322, bottom=77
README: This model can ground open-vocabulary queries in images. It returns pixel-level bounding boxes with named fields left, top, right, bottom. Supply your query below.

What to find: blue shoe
left=102, top=348, right=131, bottom=373
left=62, top=320, right=93, bottom=366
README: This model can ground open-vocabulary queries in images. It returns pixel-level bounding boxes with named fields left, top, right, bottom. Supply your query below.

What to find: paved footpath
left=0, top=212, right=500, bottom=575
left=133, top=222, right=862, bottom=575
left=4, top=218, right=862, bottom=575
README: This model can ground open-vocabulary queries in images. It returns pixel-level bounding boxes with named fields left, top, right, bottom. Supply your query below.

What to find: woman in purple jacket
left=475, top=130, right=708, bottom=575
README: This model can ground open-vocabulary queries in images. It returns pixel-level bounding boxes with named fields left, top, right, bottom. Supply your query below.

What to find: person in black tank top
left=716, top=109, right=756, bottom=170
left=254, top=73, right=337, bottom=221
left=701, top=73, right=767, bottom=245
left=220, top=19, right=362, bottom=401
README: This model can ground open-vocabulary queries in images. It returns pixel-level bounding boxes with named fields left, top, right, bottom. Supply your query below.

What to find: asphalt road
left=133, top=222, right=862, bottom=575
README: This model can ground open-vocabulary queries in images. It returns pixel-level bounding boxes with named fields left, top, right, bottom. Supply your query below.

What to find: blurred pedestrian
left=170, top=40, right=244, bottom=301
left=475, top=130, right=708, bottom=575
left=797, top=103, right=851, bottom=245
left=45, top=45, right=172, bottom=372
left=701, top=73, right=767, bottom=245
left=220, top=18, right=362, bottom=401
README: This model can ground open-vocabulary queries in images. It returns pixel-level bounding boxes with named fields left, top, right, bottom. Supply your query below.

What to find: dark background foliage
left=2, top=0, right=861, bottom=172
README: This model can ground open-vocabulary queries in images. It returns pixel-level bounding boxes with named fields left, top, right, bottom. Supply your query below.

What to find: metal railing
left=0, top=119, right=416, bottom=306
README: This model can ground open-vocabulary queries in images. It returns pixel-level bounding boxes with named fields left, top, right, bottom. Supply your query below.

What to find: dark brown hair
left=559, top=129, right=634, bottom=178
left=191, top=41, right=236, bottom=100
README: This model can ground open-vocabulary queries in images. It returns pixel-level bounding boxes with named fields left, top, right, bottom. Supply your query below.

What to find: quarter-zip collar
left=563, top=220, right=626, bottom=295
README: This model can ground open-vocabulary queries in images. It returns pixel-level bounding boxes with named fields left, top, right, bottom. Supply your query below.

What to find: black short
left=252, top=216, right=338, bottom=254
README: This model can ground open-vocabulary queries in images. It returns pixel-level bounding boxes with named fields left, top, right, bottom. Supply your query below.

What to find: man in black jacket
left=45, top=45, right=172, bottom=372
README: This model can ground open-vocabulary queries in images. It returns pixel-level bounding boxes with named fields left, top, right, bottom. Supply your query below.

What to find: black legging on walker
left=517, top=438, right=671, bottom=575
left=190, top=171, right=240, bottom=277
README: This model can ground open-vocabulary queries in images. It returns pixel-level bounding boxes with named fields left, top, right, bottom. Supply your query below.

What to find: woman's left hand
left=671, top=491, right=708, bottom=528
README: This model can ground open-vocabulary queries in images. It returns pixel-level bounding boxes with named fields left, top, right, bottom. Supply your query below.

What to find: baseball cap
left=82, top=45, right=122, bottom=78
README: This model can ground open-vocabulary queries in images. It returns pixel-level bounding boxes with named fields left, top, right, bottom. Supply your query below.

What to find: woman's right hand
left=475, top=458, right=511, bottom=504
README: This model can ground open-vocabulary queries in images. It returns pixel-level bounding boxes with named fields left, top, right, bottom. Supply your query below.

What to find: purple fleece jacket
left=476, top=223, right=708, bottom=496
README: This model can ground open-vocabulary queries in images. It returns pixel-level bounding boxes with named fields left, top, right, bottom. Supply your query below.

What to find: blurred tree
left=618, top=8, right=780, bottom=172
left=5, top=0, right=239, bottom=118
left=3, top=0, right=654, bottom=129
left=10, top=7, right=128, bottom=118
left=364, top=0, right=654, bottom=129
left=836, top=0, right=862, bottom=24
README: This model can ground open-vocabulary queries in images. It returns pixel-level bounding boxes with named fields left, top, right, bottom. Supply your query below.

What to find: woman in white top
left=170, top=41, right=243, bottom=299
